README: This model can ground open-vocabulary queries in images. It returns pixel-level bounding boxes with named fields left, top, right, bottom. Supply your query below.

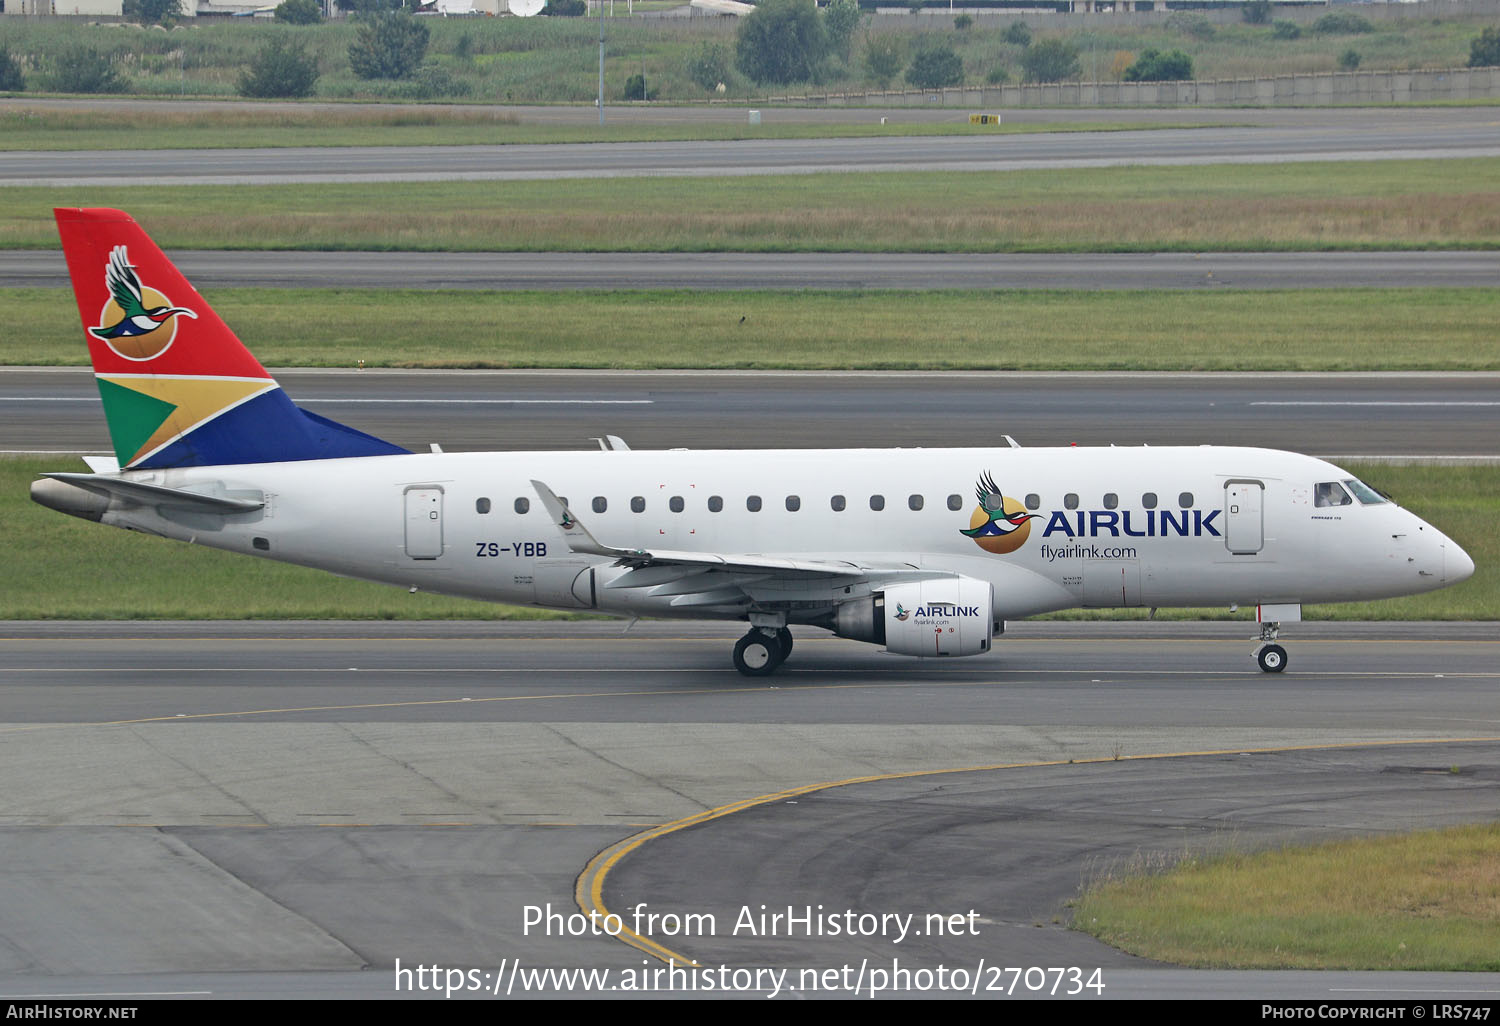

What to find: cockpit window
left=1314, top=481, right=1352, bottom=508
left=1343, top=478, right=1387, bottom=505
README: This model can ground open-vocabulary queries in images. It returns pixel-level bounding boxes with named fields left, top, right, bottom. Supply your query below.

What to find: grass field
left=1074, top=822, right=1500, bottom=970
left=12, top=287, right=1500, bottom=371
left=0, top=12, right=1493, bottom=103
left=4, top=458, right=1492, bottom=620
left=9, top=159, right=1500, bottom=253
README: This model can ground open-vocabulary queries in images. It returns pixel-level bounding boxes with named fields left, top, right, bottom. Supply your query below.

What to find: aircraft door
left=1224, top=480, right=1264, bottom=555
left=404, top=486, right=444, bottom=559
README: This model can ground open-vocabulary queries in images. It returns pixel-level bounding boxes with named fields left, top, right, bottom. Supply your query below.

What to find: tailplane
left=55, top=207, right=409, bottom=470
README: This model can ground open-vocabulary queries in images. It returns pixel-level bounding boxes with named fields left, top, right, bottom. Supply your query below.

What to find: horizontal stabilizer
left=43, top=472, right=264, bottom=514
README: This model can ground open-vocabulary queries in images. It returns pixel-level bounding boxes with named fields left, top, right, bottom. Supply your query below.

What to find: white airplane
left=33, top=208, right=1476, bottom=676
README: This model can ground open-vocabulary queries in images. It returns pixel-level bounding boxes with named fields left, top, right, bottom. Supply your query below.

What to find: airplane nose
left=1446, top=540, right=1475, bottom=585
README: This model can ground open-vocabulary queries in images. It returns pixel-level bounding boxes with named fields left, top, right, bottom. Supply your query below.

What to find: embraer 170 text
left=33, top=209, right=1476, bottom=675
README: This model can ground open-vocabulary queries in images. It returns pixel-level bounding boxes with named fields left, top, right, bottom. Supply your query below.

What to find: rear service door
left=404, top=486, right=444, bottom=559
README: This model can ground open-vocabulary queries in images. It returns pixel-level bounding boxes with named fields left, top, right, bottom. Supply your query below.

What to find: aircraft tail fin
left=54, top=207, right=409, bottom=470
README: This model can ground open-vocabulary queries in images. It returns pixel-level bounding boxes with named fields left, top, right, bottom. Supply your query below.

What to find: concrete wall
left=753, top=66, right=1500, bottom=106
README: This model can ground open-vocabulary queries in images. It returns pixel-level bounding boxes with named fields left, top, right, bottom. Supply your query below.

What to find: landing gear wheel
left=1257, top=644, right=1288, bottom=673
left=775, top=628, right=793, bottom=661
left=733, top=632, right=781, bottom=676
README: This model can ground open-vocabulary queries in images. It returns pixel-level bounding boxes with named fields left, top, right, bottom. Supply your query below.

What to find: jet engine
left=834, top=577, right=997, bottom=657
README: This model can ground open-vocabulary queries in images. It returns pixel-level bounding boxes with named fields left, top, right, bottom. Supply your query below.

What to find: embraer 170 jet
left=32, top=209, right=1475, bottom=676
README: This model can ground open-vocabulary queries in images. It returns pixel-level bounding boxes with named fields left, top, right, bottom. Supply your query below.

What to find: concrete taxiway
left=1, top=621, right=1497, bottom=998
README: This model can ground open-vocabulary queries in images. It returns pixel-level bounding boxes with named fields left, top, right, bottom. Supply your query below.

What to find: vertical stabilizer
left=55, top=207, right=409, bottom=470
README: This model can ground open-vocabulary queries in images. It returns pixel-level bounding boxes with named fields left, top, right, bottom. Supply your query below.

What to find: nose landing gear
left=732, top=627, right=793, bottom=676
left=1255, top=621, right=1288, bottom=673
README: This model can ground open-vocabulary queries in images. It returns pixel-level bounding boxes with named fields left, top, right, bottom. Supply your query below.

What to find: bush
left=50, top=45, right=129, bottom=94
left=0, top=51, right=24, bottom=92
left=1002, top=21, right=1032, bottom=47
left=862, top=33, right=904, bottom=88
left=238, top=36, right=320, bottom=98
left=348, top=10, right=430, bottom=80
left=1468, top=27, right=1500, bottom=67
left=542, top=0, right=586, bottom=13
left=1337, top=47, right=1361, bottom=71
left=735, top=0, right=827, bottom=86
left=1123, top=48, right=1193, bottom=82
left=622, top=72, right=658, bottom=101
left=688, top=42, right=730, bottom=92
left=388, top=62, right=472, bottom=99
left=985, top=64, right=1009, bottom=85
left=1312, top=11, right=1373, bottom=34
left=122, top=0, right=182, bottom=25
left=1272, top=20, right=1301, bottom=41
left=274, top=0, right=323, bottom=23
left=953, top=13, right=972, bottom=30
left=1241, top=0, right=1270, bottom=25
left=1166, top=12, right=1215, bottom=40
left=905, top=40, right=963, bottom=89
left=1020, top=38, right=1080, bottom=83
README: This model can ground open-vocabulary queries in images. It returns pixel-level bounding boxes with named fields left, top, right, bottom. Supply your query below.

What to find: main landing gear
left=732, top=627, right=793, bottom=676
left=1255, top=621, right=1288, bottom=673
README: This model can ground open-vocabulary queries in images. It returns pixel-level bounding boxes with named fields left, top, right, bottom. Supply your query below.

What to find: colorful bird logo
left=89, top=245, right=197, bottom=361
left=894, top=603, right=910, bottom=621
left=960, top=471, right=1037, bottom=554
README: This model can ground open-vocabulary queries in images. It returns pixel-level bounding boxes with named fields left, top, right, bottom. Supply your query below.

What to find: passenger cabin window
left=870, top=495, right=885, bottom=511
left=947, top=494, right=963, bottom=511
left=831, top=495, right=847, bottom=512
left=1103, top=492, right=1119, bottom=510
left=592, top=497, right=607, bottom=514
left=786, top=495, right=800, bottom=512
left=631, top=496, right=645, bottom=513
left=1142, top=492, right=1158, bottom=509
left=747, top=495, right=762, bottom=512
left=908, top=494, right=924, bottom=511
left=708, top=495, right=723, bottom=512
left=670, top=496, right=684, bottom=513
left=1064, top=493, right=1079, bottom=510
left=1315, top=481, right=1353, bottom=508
left=1178, top=492, right=1194, bottom=509
left=1343, top=478, right=1387, bottom=505
left=514, top=497, right=530, bottom=515
left=476, top=498, right=491, bottom=514
left=1025, top=494, right=1040, bottom=510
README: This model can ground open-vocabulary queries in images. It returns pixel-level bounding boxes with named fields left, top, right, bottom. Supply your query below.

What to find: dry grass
left=8, top=160, right=1499, bottom=252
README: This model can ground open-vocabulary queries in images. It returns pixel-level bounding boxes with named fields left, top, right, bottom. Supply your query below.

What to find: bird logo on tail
left=89, top=246, right=197, bottom=361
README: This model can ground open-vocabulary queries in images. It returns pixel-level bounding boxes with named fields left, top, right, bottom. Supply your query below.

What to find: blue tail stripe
left=135, top=389, right=410, bottom=469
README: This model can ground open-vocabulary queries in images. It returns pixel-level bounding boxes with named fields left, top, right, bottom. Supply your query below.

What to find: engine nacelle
left=835, top=577, right=996, bottom=658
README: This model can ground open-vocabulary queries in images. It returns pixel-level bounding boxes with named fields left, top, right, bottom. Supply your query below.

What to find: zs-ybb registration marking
left=475, top=542, right=549, bottom=558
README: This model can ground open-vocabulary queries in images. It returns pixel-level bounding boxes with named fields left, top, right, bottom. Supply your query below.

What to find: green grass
left=11, top=287, right=1500, bottom=371
left=5, top=459, right=1493, bottom=620
left=10, top=159, right=1499, bottom=252
left=0, top=106, right=1163, bottom=151
left=1074, top=822, right=1500, bottom=970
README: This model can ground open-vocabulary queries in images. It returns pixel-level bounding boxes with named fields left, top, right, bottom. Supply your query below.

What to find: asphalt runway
left=1, top=621, right=1497, bottom=998
left=8, top=249, right=1500, bottom=291
left=5, top=368, right=1498, bottom=458
left=6, top=107, right=1500, bottom=186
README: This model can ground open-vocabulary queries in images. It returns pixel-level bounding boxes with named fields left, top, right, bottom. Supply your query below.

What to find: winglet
left=530, top=479, right=644, bottom=559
